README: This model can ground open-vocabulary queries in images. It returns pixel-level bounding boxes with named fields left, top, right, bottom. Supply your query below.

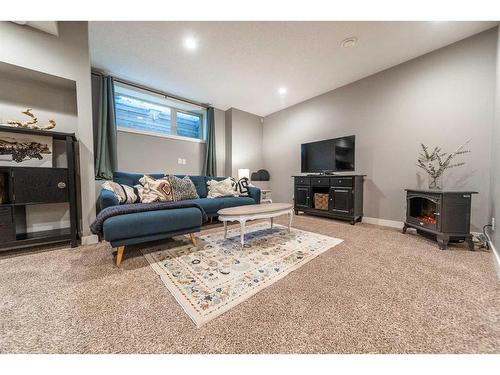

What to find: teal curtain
left=94, top=75, right=117, bottom=180
left=203, top=107, right=217, bottom=176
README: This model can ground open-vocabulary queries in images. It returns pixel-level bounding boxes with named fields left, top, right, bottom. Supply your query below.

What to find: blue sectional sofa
left=98, top=172, right=261, bottom=267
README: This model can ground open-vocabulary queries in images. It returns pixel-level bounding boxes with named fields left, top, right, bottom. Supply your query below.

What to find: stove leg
left=466, top=236, right=475, bottom=251
left=437, top=235, right=449, bottom=250
left=402, top=224, right=408, bottom=234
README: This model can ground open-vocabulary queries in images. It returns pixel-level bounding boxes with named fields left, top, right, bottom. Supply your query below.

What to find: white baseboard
left=362, top=216, right=403, bottom=229
left=81, top=234, right=99, bottom=245
left=26, top=220, right=71, bottom=233
left=487, top=239, right=500, bottom=279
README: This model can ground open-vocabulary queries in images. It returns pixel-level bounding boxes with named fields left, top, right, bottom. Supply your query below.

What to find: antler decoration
left=416, top=140, right=470, bottom=187
left=7, top=108, right=56, bottom=130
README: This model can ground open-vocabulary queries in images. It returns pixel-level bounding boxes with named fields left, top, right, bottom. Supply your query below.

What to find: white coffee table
left=217, top=203, right=294, bottom=246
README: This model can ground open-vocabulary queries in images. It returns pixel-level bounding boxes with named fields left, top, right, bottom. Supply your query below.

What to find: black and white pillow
left=167, top=175, right=200, bottom=201
left=231, top=177, right=249, bottom=196
left=101, top=181, right=141, bottom=204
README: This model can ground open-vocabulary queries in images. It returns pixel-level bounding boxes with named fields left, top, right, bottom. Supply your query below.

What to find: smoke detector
left=341, top=37, right=358, bottom=48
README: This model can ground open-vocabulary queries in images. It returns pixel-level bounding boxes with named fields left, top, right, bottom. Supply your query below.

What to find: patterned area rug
left=142, top=222, right=343, bottom=326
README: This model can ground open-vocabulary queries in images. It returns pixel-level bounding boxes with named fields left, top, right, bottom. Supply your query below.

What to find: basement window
left=114, top=82, right=205, bottom=142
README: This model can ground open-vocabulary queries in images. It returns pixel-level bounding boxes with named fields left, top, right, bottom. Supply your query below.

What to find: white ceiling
left=11, top=21, right=59, bottom=36
left=89, top=21, right=498, bottom=117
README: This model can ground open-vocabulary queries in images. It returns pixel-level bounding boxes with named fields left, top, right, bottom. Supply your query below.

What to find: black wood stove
left=402, top=189, right=477, bottom=250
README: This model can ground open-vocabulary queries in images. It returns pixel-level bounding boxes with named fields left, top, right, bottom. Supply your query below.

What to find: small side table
left=260, top=189, right=272, bottom=203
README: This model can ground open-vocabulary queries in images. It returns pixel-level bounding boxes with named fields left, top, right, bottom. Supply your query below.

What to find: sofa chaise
left=97, top=172, right=261, bottom=267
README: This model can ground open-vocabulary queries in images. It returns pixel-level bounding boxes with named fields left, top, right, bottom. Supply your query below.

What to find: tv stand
left=293, top=175, right=365, bottom=225
left=307, top=172, right=336, bottom=176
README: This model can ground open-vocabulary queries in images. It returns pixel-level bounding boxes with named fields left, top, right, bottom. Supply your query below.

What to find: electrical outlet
left=492, top=217, right=495, bottom=231
left=182, top=159, right=187, bottom=165
left=177, top=158, right=183, bottom=165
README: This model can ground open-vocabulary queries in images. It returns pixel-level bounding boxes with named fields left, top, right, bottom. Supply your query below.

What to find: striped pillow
left=101, top=181, right=140, bottom=205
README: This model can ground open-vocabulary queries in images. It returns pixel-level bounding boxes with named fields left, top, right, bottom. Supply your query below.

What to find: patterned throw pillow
left=167, top=175, right=199, bottom=201
left=231, top=177, right=249, bottom=196
left=207, top=178, right=239, bottom=198
left=101, top=181, right=140, bottom=204
left=139, top=175, right=174, bottom=203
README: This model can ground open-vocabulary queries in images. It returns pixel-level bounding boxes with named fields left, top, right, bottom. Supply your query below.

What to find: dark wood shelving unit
left=0, top=125, right=80, bottom=252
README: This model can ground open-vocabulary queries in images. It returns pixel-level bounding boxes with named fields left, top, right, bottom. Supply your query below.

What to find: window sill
left=117, top=128, right=206, bottom=144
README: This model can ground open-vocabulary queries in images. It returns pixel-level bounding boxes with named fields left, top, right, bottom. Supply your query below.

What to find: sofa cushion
left=219, top=196, right=256, bottom=209
left=175, top=175, right=207, bottom=198
left=188, top=196, right=256, bottom=215
left=209, top=176, right=227, bottom=182
left=99, top=189, right=120, bottom=210
left=102, top=207, right=202, bottom=242
left=113, top=172, right=165, bottom=186
left=187, top=198, right=224, bottom=214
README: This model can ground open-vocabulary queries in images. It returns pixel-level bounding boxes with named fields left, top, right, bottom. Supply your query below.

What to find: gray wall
left=263, top=28, right=498, bottom=230
left=0, top=21, right=96, bottom=239
left=117, top=131, right=205, bottom=174
left=0, top=74, right=77, bottom=133
left=225, top=108, right=264, bottom=178
left=490, top=27, right=500, bottom=253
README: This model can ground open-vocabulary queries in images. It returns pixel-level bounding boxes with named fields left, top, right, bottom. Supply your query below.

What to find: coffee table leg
left=224, top=221, right=227, bottom=239
left=240, top=220, right=246, bottom=247
left=270, top=217, right=273, bottom=229
left=288, top=210, right=293, bottom=233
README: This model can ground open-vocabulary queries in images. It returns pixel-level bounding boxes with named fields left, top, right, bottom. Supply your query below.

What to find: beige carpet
left=0, top=214, right=499, bottom=353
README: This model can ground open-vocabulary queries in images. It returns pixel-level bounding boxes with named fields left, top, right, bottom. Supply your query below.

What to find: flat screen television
left=301, top=135, right=355, bottom=173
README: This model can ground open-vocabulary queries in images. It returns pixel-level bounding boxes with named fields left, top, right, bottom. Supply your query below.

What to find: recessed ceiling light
left=183, top=37, right=198, bottom=51
left=341, top=37, right=358, bottom=48
left=278, top=87, right=287, bottom=96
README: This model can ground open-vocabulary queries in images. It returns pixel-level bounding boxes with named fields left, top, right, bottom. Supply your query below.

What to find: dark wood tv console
left=293, top=175, right=365, bottom=225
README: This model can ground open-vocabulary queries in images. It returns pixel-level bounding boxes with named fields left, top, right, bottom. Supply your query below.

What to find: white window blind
left=114, top=82, right=205, bottom=142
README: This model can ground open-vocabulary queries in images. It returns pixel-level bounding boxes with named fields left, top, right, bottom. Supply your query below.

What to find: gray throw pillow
left=167, top=175, right=199, bottom=201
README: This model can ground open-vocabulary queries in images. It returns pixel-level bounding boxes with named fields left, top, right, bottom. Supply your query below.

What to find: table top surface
left=405, top=189, right=478, bottom=194
left=218, top=203, right=292, bottom=216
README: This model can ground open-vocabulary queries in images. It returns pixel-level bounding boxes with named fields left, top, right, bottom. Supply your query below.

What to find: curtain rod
left=91, top=70, right=210, bottom=109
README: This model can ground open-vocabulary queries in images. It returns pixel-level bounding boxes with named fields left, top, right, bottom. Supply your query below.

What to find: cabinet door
left=0, top=206, right=15, bottom=242
left=12, top=168, right=69, bottom=204
left=330, top=188, right=352, bottom=214
left=294, top=186, right=311, bottom=209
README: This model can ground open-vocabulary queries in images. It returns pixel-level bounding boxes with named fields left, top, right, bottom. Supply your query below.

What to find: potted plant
left=416, top=141, right=470, bottom=190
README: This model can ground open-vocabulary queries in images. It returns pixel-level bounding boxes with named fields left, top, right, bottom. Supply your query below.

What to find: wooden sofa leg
left=190, top=233, right=197, bottom=247
left=116, top=246, right=125, bottom=268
